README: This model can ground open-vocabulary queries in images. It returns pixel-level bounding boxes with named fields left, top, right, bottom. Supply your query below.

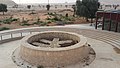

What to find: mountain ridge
left=0, top=0, right=16, bottom=6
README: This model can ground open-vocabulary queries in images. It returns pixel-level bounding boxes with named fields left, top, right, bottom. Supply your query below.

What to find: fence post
left=0, top=36, right=2, bottom=40
left=21, top=33, right=22, bottom=37
left=11, top=34, right=13, bottom=38
left=30, top=32, right=32, bottom=34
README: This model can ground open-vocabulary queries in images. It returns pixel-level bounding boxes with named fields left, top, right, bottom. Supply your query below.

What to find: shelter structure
left=95, top=10, right=120, bottom=32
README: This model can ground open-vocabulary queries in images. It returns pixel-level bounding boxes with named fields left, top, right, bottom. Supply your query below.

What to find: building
left=96, top=10, right=120, bottom=32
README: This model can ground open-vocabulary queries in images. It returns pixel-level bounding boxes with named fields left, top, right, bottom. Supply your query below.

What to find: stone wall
left=20, top=31, right=89, bottom=67
left=20, top=45, right=90, bottom=67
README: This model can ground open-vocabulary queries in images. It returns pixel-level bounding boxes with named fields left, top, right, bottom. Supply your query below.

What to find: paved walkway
left=86, top=38, right=120, bottom=68
left=0, top=24, right=120, bottom=68
left=0, top=40, right=20, bottom=68
left=0, top=38, right=120, bottom=68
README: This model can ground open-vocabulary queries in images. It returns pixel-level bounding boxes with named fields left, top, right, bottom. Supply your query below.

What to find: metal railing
left=0, top=27, right=120, bottom=47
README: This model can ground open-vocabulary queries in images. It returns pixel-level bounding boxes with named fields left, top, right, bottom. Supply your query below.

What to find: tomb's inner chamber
left=28, top=32, right=79, bottom=48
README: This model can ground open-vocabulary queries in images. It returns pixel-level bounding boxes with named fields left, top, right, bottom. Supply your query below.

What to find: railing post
left=102, top=12, right=105, bottom=30
left=0, top=36, right=2, bottom=40
left=109, top=13, right=112, bottom=31
left=95, top=17, right=98, bottom=29
left=30, top=32, right=32, bottom=34
left=115, top=14, right=118, bottom=32
left=11, top=34, right=13, bottom=38
left=21, top=33, right=22, bottom=37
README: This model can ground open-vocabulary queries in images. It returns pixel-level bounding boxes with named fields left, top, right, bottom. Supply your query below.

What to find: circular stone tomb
left=12, top=31, right=95, bottom=67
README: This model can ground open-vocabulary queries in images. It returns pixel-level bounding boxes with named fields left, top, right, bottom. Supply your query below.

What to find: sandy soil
left=0, top=10, right=89, bottom=29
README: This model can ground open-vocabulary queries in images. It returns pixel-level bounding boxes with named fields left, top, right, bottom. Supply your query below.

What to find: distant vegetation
left=76, top=0, right=100, bottom=23
left=46, top=12, right=74, bottom=25
left=0, top=3, right=7, bottom=15
left=20, top=20, right=31, bottom=26
left=0, top=4, right=87, bottom=29
left=34, top=18, right=49, bottom=26
left=37, top=65, right=44, bottom=68
left=0, top=17, right=18, bottom=24
left=19, top=12, right=75, bottom=26
left=33, top=21, right=48, bottom=26
left=0, top=27, right=9, bottom=31
left=46, top=4, right=50, bottom=11
left=27, top=5, right=31, bottom=9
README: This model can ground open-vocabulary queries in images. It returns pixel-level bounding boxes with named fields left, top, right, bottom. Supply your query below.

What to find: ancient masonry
left=12, top=31, right=95, bottom=67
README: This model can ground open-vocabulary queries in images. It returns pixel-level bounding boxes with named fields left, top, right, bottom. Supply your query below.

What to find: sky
left=12, top=0, right=76, bottom=4
left=12, top=0, right=120, bottom=4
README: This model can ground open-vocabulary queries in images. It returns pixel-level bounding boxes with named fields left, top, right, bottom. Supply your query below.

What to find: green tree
left=27, top=5, right=31, bottom=9
left=76, top=0, right=100, bottom=23
left=0, top=4, right=7, bottom=15
left=65, top=5, right=68, bottom=8
left=12, top=5, right=18, bottom=8
left=55, top=5, right=57, bottom=9
left=76, top=0, right=89, bottom=21
left=72, top=5, right=76, bottom=16
left=46, top=4, right=50, bottom=11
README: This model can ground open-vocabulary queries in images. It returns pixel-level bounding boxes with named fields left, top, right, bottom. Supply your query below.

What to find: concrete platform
left=0, top=24, right=120, bottom=68
left=0, top=38, right=120, bottom=68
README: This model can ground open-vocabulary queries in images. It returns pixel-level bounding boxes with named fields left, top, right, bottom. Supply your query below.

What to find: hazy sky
left=12, top=0, right=120, bottom=4
left=12, top=0, right=76, bottom=4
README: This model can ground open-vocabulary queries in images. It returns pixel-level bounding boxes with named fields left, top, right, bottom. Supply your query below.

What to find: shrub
left=53, top=16, right=62, bottom=21
left=46, top=16, right=61, bottom=22
left=33, top=21, right=43, bottom=25
left=47, top=21, right=51, bottom=24
left=65, top=13, right=68, bottom=17
left=49, top=12, right=53, bottom=15
left=2, top=18, right=13, bottom=24
left=12, top=18, right=18, bottom=21
left=33, top=21, right=48, bottom=26
left=37, top=65, right=44, bottom=68
left=47, top=12, right=50, bottom=15
left=20, top=23, right=31, bottom=26
left=0, top=27, right=10, bottom=31
left=40, top=22, right=47, bottom=26
left=46, top=17, right=51, bottom=20
left=64, top=21, right=74, bottom=24
left=0, top=20, right=2, bottom=25
left=62, top=16, right=75, bottom=21
left=47, top=12, right=55, bottom=16
left=37, top=18, right=40, bottom=22
left=29, top=12, right=36, bottom=15
left=2, top=18, right=18, bottom=24
left=22, top=20, right=29, bottom=23
left=20, top=20, right=31, bottom=26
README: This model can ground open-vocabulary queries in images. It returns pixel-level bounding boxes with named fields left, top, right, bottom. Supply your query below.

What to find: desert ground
left=0, top=9, right=90, bottom=30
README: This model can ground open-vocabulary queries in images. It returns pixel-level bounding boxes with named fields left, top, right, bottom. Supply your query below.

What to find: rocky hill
left=0, top=0, right=16, bottom=6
